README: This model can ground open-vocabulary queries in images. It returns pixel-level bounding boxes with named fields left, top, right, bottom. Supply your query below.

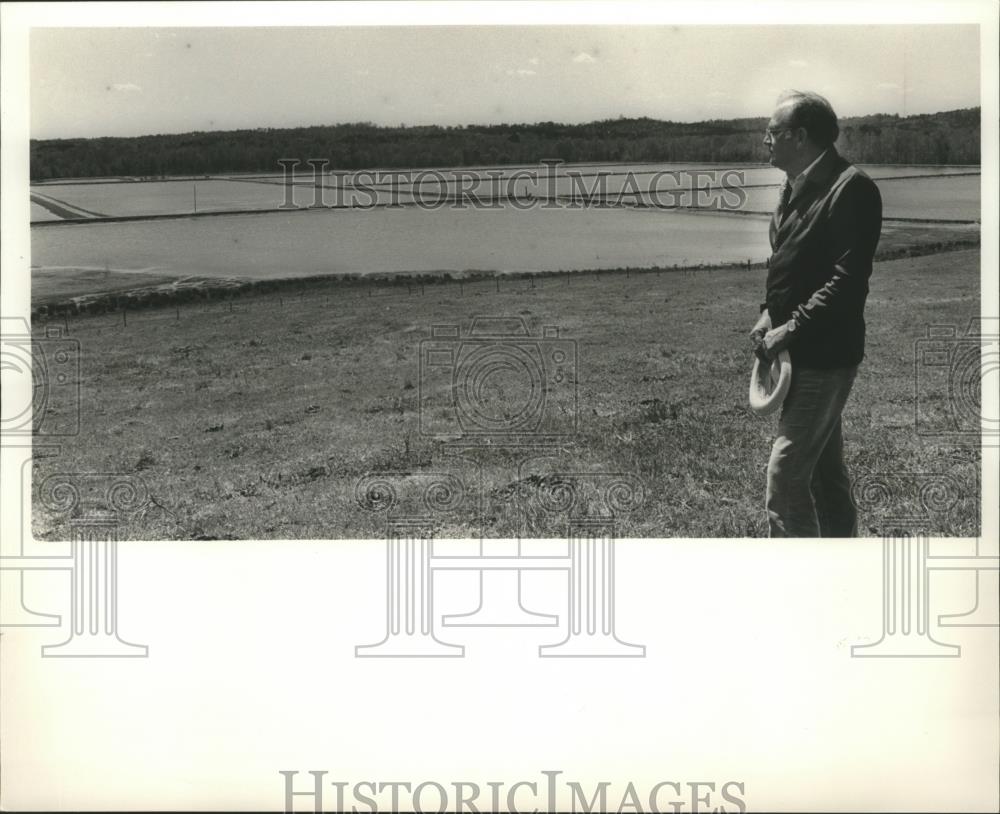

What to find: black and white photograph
left=1, top=1, right=997, bottom=811
left=14, top=20, right=993, bottom=540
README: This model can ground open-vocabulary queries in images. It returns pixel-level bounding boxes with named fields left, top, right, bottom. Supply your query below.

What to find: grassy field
left=31, top=248, right=981, bottom=539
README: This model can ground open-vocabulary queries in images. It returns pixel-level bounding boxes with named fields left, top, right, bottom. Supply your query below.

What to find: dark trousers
left=766, top=365, right=859, bottom=537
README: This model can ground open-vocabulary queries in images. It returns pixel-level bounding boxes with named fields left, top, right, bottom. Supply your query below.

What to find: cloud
left=528, top=56, right=540, bottom=66
left=876, top=81, right=901, bottom=91
left=505, top=68, right=537, bottom=77
left=572, top=51, right=597, bottom=64
left=111, top=82, right=142, bottom=93
left=788, top=59, right=808, bottom=68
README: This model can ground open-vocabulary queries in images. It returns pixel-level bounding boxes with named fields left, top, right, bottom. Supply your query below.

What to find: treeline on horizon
left=30, top=107, right=980, bottom=181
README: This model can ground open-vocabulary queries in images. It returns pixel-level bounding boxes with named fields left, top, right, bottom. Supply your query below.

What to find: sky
left=29, top=24, right=981, bottom=139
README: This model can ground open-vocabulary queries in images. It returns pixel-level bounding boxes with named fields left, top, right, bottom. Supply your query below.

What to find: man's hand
left=761, top=320, right=797, bottom=360
left=749, top=310, right=771, bottom=356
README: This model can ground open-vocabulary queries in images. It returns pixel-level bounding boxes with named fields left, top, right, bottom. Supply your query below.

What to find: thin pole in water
left=193, top=184, right=197, bottom=213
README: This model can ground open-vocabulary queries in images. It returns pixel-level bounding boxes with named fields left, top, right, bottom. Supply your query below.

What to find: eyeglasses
left=764, top=127, right=794, bottom=140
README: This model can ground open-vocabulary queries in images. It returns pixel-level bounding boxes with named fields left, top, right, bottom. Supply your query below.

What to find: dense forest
left=30, top=107, right=979, bottom=181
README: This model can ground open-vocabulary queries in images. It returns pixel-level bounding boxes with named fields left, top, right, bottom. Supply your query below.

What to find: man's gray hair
left=776, top=90, right=840, bottom=147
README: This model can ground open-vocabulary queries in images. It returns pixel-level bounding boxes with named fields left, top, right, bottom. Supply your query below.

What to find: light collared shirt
left=787, top=148, right=830, bottom=198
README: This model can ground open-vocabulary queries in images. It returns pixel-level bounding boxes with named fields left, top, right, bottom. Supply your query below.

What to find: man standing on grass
left=749, top=90, right=883, bottom=537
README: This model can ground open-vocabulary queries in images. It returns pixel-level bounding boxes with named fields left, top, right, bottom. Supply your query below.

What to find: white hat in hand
left=749, top=350, right=792, bottom=416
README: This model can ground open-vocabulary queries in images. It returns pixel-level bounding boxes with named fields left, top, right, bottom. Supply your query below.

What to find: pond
left=32, top=205, right=774, bottom=280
